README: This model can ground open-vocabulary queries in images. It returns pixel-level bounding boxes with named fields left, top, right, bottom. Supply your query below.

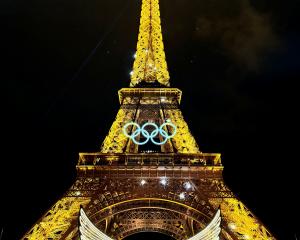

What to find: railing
left=78, top=152, right=222, bottom=167
left=118, top=88, right=182, bottom=104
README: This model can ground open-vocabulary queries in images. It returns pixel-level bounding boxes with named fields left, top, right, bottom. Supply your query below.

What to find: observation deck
left=118, top=88, right=182, bottom=104
left=76, top=152, right=223, bottom=179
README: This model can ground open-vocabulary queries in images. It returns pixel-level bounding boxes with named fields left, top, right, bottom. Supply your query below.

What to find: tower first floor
left=21, top=153, right=275, bottom=240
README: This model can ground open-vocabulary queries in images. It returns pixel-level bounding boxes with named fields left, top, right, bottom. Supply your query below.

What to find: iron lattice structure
left=130, top=0, right=170, bottom=86
left=78, top=207, right=222, bottom=240
left=22, top=0, right=276, bottom=239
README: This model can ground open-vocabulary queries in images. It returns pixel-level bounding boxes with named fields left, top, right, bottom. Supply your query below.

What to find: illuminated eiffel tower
left=22, top=0, right=276, bottom=239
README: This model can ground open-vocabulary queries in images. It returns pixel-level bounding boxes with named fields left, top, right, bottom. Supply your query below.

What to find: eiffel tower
left=22, top=0, right=276, bottom=239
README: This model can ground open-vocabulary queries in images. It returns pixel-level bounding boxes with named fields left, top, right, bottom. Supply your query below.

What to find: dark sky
left=1, top=0, right=300, bottom=239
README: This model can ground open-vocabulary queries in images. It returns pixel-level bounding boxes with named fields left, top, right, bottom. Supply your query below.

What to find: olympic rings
left=123, top=121, right=177, bottom=145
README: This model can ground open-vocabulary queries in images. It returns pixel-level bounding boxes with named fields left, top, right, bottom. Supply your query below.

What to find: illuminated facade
left=21, top=0, right=276, bottom=239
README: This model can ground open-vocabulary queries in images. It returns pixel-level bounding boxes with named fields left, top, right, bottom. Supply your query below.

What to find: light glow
left=160, top=177, right=167, bottom=186
left=75, top=191, right=81, bottom=196
left=179, top=192, right=185, bottom=200
left=140, top=179, right=146, bottom=186
left=183, top=181, right=192, bottom=190
left=228, top=222, right=236, bottom=230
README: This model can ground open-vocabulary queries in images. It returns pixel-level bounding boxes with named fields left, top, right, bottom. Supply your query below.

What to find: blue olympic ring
left=123, top=121, right=177, bottom=145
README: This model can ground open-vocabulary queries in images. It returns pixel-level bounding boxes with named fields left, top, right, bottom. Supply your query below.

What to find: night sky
left=1, top=0, right=299, bottom=239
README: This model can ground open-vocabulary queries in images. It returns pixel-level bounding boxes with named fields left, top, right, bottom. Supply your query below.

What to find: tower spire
left=130, top=0, right=170, bottom=87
